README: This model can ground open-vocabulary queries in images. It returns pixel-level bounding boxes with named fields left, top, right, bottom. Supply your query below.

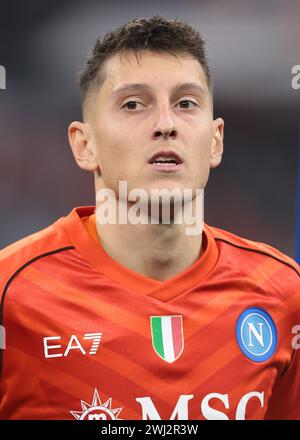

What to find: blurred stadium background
left=0, top=0, right=299, bottom=258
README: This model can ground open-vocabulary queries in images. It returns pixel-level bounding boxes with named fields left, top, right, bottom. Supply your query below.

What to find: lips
left=148, top=150, right=183, bottom=165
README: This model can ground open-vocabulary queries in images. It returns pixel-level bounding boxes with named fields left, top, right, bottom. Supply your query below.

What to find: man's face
left=83, top=50, right=223, bottom=197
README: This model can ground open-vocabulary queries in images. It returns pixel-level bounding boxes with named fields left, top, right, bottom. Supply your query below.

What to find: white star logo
left=70, top=388, right=123, bottom=420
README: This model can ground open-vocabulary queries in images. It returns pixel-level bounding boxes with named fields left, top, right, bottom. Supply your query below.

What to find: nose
left=152, top=104, right=177, bottom=140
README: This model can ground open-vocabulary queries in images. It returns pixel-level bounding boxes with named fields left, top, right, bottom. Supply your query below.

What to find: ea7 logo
left=43, top=333, right=102, bottom=358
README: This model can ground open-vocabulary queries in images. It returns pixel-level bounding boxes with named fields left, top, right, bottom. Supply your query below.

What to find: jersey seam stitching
left=214, top=237, right=300, bottom=278
left=0, top=246, right=75, bottom=377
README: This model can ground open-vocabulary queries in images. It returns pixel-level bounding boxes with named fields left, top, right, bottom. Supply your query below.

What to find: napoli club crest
left=236, top=307, right=277, bottom=362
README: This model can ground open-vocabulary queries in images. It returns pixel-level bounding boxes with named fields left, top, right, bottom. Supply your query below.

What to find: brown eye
left=178, top=100, right=197, bottom=109
left=125, top=101, right=138, bottom=109
left=122, top=100, right=144, bottom=110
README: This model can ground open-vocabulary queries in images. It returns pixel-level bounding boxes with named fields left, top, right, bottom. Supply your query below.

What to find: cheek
left=192, top=129, right=213, bottom=160
left=93, top=125, right=123, bottom=164
left=96, top=137, right=137, bottom=181
left=189, top=128, right=213, bottom=183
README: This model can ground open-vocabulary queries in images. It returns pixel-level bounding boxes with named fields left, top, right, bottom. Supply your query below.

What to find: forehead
left=100, top=50, right=209, bottom=96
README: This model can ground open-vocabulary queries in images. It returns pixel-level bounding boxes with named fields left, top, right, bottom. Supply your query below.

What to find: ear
left=210, top=118, right=224, bottom=169
left=68, top=121, right=99, bottom=172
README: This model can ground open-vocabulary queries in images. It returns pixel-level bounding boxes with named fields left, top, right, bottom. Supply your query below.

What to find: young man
left=0, top=16, right=299, bottom=420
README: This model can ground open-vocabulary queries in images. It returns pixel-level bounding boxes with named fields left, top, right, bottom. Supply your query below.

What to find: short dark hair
left=78, top=15, right=212, bottom=105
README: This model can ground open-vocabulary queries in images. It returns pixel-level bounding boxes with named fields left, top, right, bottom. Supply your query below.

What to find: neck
left=94, top=193, right=204, bottom=282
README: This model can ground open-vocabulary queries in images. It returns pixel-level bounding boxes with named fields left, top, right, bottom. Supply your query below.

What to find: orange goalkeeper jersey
left=0, top=206, right=300, bottom=420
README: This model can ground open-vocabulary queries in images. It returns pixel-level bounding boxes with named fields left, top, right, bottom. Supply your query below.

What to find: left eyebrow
left=111, top=82, right=206, bottom=97
left=171, top=82, right=206, bottom=96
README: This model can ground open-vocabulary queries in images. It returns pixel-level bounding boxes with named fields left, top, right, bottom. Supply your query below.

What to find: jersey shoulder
left=209, top=224, right=300, bottom=278
left=0, top=216, right=73, bottom=293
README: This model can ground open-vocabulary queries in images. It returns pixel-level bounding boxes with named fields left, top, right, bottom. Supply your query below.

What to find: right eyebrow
left=111, top=83, right=151, bottom=97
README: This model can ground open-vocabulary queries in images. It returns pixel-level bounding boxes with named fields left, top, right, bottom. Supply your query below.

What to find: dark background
left=0, top=0, right=299, bottom=258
